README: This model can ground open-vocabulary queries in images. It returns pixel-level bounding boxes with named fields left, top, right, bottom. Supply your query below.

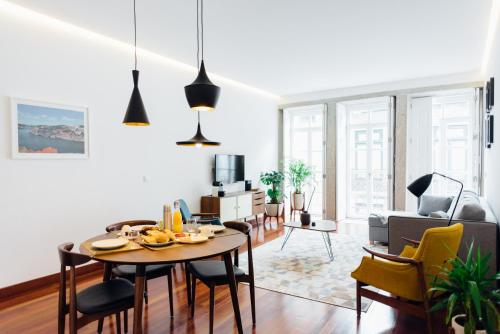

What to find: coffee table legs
left=223, top=252, right=243, bottom=334
left=133, top=264, right=146, bottom=334
left=322, top=232, right=334, bottom=261
left=280, top=227, right=294, bottom=250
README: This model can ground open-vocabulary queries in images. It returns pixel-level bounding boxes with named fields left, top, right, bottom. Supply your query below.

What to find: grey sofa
left=378, top=193, right=499, bottom=274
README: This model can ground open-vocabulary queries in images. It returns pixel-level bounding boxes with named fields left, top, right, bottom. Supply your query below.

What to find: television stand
left=201, top=190, right=265, bottom=223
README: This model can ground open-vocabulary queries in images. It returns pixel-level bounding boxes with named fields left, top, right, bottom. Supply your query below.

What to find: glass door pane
left=345, top=99, right=391, bottom=218
left=283, top=105, right=325, bottom=218
left=407, top=90, right=479, bottom=207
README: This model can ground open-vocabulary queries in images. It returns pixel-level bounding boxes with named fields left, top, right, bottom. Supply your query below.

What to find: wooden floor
left=0, top=219, right=436, bottom=334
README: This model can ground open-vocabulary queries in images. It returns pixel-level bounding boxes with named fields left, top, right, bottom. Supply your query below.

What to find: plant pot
left=265, top=203, right=284, bottom=217
left=451, top=315, right=487, bottom=334
left=291, top=192, right=305, bottom=210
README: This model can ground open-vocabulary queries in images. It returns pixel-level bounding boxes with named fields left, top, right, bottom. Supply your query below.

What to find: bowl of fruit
left=139, top=227, right=176, bottom=247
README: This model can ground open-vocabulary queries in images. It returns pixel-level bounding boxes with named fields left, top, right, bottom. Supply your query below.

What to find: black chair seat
left=112, top=264, right=175, bottom=281
left=77, top=278, right=134, bottom=314
left=188, top=261, right=245, bottom=285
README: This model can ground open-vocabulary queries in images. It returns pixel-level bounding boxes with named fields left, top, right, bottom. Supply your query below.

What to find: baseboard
left=0, top=262, right=103, bottom=307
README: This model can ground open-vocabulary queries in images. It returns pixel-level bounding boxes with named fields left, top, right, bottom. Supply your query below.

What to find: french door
left=283, top=104, right=326, bottom=217
left=406, top=89, right=481, bottom=211
left=337, top=97, right=394, bottom=219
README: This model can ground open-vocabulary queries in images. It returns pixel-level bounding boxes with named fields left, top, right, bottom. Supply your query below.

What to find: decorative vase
left=291, top=192, right=305, bottom=210
left=451, top=315, right=487, bottom=334
left=265, top=203, right=284, bottom=217
left=300, top=211, right=311, bottom=225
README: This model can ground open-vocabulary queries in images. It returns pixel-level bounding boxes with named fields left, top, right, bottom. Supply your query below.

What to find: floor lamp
left=407, top=172, right=463, bottom=226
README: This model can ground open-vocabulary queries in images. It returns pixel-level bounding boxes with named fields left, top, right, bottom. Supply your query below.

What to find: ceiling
left=8, top=0, right=493, bottom=96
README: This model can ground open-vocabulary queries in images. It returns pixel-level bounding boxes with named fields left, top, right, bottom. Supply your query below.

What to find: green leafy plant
left=429, top=242, right=500, bottom=334
left=287, top=160, right=312, bottom=194
left=260, top=171, right=284, bottom=204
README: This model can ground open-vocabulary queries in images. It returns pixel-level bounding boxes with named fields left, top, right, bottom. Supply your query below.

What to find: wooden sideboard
left=201, top=190, right=266, bottom=223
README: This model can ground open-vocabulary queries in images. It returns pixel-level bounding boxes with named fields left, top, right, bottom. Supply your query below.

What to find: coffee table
left=281, top=220, right=337, bottom=261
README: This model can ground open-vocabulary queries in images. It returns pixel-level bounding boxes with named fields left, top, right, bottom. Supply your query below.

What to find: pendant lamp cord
left=196, top=0, right=204, bottom=69
left=196, top=0, right=199, bottom=69
left=201, top=0, right=204, bottom=62
left=133, top=0, right=137, bottom=70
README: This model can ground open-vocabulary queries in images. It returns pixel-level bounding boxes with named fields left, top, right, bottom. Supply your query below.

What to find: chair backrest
left=177, top=199, right=192, bottom=222
left=58, top=242, right=91, bottom=268
left=58, top=242, right=92, bottom=324
left=105, top=220, right=157, bottom=232
left=412, top=223, right=464, bottom=285
left=224, top=221, right=254, bottom=277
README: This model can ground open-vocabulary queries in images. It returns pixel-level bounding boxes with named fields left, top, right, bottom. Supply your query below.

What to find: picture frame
left=10, top=98, right=89, bottom=159
left=489, top=77, right=494, bottom=108
left=486, top=77, right=494, bottom=112
left=486, top=81, right=491, bottom=111
left=486, top=114, right=494, bottom=149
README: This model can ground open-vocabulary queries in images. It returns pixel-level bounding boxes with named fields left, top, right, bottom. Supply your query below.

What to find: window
left=337, top=97, right=394, bottom=219
left=283, top=105, right=325, bottom=217
left=406, top=89, right=481, bottom=210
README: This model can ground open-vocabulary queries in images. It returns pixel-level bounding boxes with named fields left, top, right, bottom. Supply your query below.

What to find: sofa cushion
left=418, top=195, right=453, bottom=216
left=369, top=211, right=422, bottom=227
left=429, top=210, right=449, bottom=219
left=457, top=203, right=486, bottom=221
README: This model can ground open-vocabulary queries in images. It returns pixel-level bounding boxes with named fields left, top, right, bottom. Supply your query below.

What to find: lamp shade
left=176, top=121, right=220, bottom=147
left=407, top=173, right=433, bottom=197
left=123, top=70, right=150, bottom=126
left=184, top=60, right=220, bottom=112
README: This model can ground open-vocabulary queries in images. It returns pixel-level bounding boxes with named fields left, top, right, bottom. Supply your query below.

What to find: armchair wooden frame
left=355, top=239, right=433, bottom=334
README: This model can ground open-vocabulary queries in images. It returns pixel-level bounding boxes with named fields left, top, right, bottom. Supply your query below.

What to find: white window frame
left=283, top=104, right=326, bottom=217
left=406, top=88, right=481, bottom=210
left=339, top=97, right=394, bottom=219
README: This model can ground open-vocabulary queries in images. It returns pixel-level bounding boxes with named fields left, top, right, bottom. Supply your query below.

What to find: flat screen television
left=214, top=154, right=245, bottom=185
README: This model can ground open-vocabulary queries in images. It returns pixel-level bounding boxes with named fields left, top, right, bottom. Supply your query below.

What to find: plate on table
left=92, top=238, right=128, bottom=250
left=199, top=225, right=226, bottom=233
left=176, top=235, right=209, bottom=244
left=140, top=240, right=175, bottom=248
left=208, top=225, right=226, bottom=233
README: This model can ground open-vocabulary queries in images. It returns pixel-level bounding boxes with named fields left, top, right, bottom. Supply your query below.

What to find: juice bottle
left=173, top=201, right=183, bottom=233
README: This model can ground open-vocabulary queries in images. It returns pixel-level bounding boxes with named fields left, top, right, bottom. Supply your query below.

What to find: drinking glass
left=186, top=218, right=199, bottom=234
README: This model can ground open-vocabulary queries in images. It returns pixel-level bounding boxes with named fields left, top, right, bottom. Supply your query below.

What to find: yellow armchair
left=351, top=223, right=463, bottom=333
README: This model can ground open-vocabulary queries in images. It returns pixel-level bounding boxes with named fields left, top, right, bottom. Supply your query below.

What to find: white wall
left=0, top=10, right=278, bottom=287
left=483, top=5, right=500, bottom=221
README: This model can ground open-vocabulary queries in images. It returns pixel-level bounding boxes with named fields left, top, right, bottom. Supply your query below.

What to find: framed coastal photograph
left=11, top=98, right=89, bottom=159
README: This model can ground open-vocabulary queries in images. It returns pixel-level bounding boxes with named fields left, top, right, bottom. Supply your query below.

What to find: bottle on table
left=173, top=201, right=183, bottom=233
left=164, top=204, right=173, bottom=231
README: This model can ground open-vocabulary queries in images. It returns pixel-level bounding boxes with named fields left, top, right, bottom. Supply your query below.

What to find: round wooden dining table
left=80, top=229, right=247, bottom=334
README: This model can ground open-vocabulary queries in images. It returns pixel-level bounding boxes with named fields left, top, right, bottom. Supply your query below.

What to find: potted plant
left=429, top=242, right=500, bottom=334
left=260, top=170, right=285, bottom=217
left=287, top=160, right=312, bottom=211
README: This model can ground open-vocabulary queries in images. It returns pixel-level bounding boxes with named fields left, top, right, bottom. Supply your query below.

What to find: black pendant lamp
left=123, top=0, right=150, bottom=126
left=177, top=0, right=220, bottom=147
left=176, top=111, right=220, bottom=147
left=184, top=0, right=220, bottom=112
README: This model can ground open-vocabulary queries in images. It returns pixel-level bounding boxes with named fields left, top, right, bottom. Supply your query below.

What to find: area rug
left=239, top=229, right=387, bottom=312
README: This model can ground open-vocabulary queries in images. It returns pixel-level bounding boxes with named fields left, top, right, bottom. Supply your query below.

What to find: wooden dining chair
left=105, top=220, right=175, bottom=317
left=58, top=243, right=134, bottom=334
left=187, top=221, right=255, bottom=334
